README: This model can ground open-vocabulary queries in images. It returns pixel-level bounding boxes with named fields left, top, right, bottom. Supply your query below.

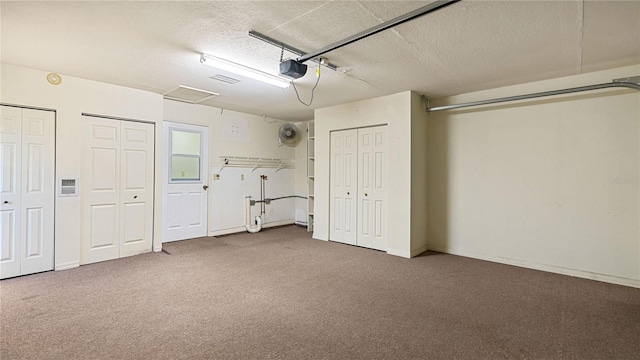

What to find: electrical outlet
left=213, top=174, right=220, bottom=180
left=241, top=174, right=244, bottom=181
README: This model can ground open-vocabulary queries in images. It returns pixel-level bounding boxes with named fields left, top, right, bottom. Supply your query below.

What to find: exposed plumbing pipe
left=245, top=196, right=262, bottom=233
left=260, top=175, right=267, bottom=217
left=245, top=175, right=307, bottom=234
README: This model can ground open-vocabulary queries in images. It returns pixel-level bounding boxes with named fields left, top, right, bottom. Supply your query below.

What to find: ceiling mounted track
left=296, top=0, right=461, bottom=63
left=426, top=76, right=640, bottom=112
left=248, top=30, right=337, bottom=71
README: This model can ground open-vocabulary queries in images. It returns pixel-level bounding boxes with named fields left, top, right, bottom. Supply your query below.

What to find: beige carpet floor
left=1, top=225, right=639, bottom=359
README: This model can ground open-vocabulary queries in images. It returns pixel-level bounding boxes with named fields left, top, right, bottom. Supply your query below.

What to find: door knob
left=365, top=193, right=368, bottom=197
left=203, top=185, right=209, bottom=190
left=347, top=192, right=350, bottom=195
left=3, top=201, right=8, bottom=204
left=134, top=195, right=138, bottom=199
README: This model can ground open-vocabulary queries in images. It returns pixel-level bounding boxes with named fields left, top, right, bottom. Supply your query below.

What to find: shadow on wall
left=426, top=110, right=450, bottom=252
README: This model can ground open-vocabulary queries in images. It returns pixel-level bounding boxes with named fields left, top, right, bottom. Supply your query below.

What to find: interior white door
left=82, top=117, right=121, bottom=264
left=120, top=121, right=154, bottom=257
left=19, top=109, right=55, bottom=274
left=357, top=126, right=387, bottom=251
left=329, top=129, right=357, bottom=245
left=82, top=117, right=154, bottom=265
left=1, top=106, right=23, bottom=278
left=1, top=106, right=55, bottom=279
left=163, top=122, right=208, bottom=242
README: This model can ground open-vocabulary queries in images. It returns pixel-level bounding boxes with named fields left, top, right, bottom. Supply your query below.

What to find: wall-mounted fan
left=278, top=122, right=300, bottom=147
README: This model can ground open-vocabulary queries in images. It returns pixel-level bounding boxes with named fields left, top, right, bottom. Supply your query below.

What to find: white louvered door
left=0, top=106, right=55, bottom=279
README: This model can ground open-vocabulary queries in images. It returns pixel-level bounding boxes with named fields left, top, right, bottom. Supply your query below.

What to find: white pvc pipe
left=245, top=196, right=262, bottom=233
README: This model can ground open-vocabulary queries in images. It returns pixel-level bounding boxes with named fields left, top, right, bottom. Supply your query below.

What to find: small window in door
left=170, top=129, right=201, bottom=182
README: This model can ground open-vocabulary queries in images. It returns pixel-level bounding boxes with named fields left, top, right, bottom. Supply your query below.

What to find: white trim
left=429, top=245, right=640, bottom=289
left=210, top=219, right=295, bottom=237
left=410, top=244, right=429, bottom=257
left=55, top=261, right=80, bottom=271
left=386, top=248, right=411, bottom=258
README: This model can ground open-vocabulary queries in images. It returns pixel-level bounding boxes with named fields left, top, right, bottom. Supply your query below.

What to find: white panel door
left=120, top=121, right=154, bottom=257
left=163, top=122, right=208, bottom=243
left=1, top=106, right=55, bottom=279
left=19, top=109, right=55, bottom=275
left=82, top=117, right=155, bottom=264
left=0, top=106, right=23, bottom=278
left=329, top=129, right=357, bottom=245
left=82, top=117, right=121, bottom=264
left=357, top=126, right=387, bottom=251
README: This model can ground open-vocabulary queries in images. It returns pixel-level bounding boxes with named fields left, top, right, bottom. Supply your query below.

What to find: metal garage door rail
left=426, top=76, right=640, bottom=112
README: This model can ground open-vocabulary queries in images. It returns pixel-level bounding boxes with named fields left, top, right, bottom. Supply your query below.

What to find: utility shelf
left=219, top=156, right=293, bottom=172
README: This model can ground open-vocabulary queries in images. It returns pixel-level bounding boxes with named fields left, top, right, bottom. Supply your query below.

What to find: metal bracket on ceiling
left=422, top=95, right=430, bottom=112
left=248, top=30, right=338, bottom=71
left=613, top=76, right=640, bottom=85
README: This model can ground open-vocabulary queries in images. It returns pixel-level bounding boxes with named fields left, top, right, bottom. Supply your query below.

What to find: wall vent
left=210, top=74, right=240, bottom=84
left=59, top=178, right=79, bottom=197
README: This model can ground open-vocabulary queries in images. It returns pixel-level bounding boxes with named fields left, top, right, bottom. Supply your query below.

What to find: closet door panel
left=120, top=121, right=154, bottom=258
left=0, top=106, right=22, bottom=278
left=82, top=117, right=121, bottom=264
left=357, top=126, right=387, bottom=251
left=330, top=129, right=357, bottom=245
left=20, top=109, right=55, bottom=275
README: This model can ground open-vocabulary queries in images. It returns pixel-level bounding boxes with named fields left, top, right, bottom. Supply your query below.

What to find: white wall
left=315, top=91, right=421, bottom=257
left=163, top=100, right=299, bottom=235
left=0, top=63, right=304, bottom=271
left=427, top=64, right=640, bottom=287
left=1, top=63, right=164, bottom=270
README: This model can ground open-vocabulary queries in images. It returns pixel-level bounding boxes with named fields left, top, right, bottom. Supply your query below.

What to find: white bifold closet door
left=82, top=117, right=154, bottom=265
left=330, top=125, right=387, bottom=251
left=0, top=105, right=55, bottom=279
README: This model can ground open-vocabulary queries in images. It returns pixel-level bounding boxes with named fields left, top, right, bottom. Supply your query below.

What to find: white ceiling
left=2, top=1, right=639, bottom=121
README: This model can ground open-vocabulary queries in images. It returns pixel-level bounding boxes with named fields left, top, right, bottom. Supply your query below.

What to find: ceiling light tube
left=200, top=54, right=290, bottom=88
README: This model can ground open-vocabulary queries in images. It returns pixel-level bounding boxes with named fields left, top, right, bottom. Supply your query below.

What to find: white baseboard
left=411, top=244, right=429, bottom=257
left=210, top=219, right=295, bottom=237
left=386, top=248, right=411, bottom=258
left=55, top=261, right=79, bottom=271
left=428, top=245, right=640, bottom=289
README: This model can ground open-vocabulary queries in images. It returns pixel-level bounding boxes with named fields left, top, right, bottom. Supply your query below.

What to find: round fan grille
left=278, top=123, right=300, bottom=146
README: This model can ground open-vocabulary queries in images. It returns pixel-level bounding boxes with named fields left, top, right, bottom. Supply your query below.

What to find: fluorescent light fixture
left=200, top=54, right=290, bottom=89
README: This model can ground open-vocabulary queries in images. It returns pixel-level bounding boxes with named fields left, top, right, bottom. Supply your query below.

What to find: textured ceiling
left=1, top=1, right=639, bottom=121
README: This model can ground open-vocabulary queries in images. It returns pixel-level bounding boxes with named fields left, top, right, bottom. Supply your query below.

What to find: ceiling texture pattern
left=1, top=1, right=639, bottom=121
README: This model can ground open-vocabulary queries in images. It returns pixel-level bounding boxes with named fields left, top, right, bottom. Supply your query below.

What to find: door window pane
left=171, top=130, right=200, bottom=155
left=170, top=129, right=201, bottom=182
left=171, top=156, right=200, bottom=180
